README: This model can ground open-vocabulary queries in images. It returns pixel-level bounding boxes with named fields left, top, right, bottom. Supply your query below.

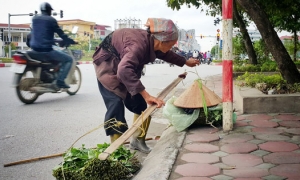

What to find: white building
left=233, top=28, right=262, bottom=41
left=0, top=23, right=30, bottom=57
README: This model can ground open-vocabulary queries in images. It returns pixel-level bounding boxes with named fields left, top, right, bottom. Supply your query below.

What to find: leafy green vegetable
left=52, top=143, right=141, bottom=180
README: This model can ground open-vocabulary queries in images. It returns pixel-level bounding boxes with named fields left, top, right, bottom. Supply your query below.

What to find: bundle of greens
left=52, top=143, right=141, bottom=180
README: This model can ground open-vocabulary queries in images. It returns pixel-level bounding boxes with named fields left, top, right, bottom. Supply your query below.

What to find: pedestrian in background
left=207, top=51, right=212, bottom=64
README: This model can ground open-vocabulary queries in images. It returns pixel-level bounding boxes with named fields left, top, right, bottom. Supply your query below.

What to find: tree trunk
left=293, top=30, right=297, bottom=61
left=233, top=0, right=257, bottom=65
left=236, top=0, right=300, bottom=83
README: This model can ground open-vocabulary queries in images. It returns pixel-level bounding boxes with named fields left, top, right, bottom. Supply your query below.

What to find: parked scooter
left=10, top=39, right=82, bottom=104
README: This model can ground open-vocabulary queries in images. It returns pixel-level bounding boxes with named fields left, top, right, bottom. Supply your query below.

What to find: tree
left=235, top=0, right=300, bottom=83
left=167, top=0, right=258, bottom=64
left=262, top=0, right=300, bottom=61
left=253, top=39, right=270, bottom=61
left=232, top=35, right=246, bottom=59
left=167, top=0, right=300, bottom=83
left=232, top=0, right=257, bottom=64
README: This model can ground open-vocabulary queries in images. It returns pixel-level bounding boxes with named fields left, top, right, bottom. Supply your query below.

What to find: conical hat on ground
left=174, top=80, right=222, bottom=108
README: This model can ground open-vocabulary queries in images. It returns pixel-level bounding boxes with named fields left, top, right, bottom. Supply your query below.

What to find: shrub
left=236, top=72, right=285, bottom=88
left=260, top=61, right=278, bottom=72
left=0, top=58, right=13, bottom=63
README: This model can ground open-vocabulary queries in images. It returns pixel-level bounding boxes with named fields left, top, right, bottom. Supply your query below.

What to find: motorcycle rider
left=29, top=2, right=76, bottom=89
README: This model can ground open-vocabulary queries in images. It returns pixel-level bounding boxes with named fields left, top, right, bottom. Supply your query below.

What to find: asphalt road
left=0, top=63, right=222, bottom=180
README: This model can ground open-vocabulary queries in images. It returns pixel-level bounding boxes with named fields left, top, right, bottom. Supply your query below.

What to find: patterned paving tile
left=278, top=120, right=300, bottom=128
left=220, top=142, right=258, bottom=154
left=234, top=121, right=249, bottom=127
left=264, top=152, right=300, bottom=164
left=274, top=114, right=300, bottom=121
left=222, top=154, right=263, bottom=167
left=247, top=139, right=265, bottom=144
left=236, top=116, right=246, bottom=121
left=251, top=127, right=283, bottom=135
left=269, top=164, right=300, bottom=179
left=255, top=163, right=276, bottom=169
left=175, top=177, right=211, bottom=180
left=186, top=133, right=220, bottom=143
left=211, top=174, right=233, bottom=180
left=249, top=120, right=279, bottom=128
left=250, top=150, right=271, bottom=157
left=223, top=167, right=269, bottom=178
left=221, top=134, right=254, bottom=144
left=284, top=128, right=300, bottom=135
left=188, top=127, right=220, bottom=134
left=255, top=134, right=290, bottom=141
left=175, top=163, right=221, bottom=177
left=246, top=114, right=273, bottom=121
left=211, top=151, right=229, bottom=157
left=259, top=141, right=299, bottom=152
left=181, top=153, right=220, bottom=164
left=262, top=175, right=286, bottom=180
left=184, top=143, right=219, bottom=153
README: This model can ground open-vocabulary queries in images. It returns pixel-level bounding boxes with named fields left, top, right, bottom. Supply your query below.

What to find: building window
left=12, top=36, right=19, bottom=42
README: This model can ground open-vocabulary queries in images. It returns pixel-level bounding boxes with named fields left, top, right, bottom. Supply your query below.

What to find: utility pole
left=8, top=12, right=36, bottom=58
left=222, top=0, right=233, bottom=132
left=8, top=11, right=59, bottom=58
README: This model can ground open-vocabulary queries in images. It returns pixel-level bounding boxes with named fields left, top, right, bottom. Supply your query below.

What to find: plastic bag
left=163, top=96, right=200, bottom=132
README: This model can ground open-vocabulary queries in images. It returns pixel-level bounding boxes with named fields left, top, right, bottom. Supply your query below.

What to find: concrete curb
left=133, top=126, right=186, bottom=180
left=211, top=62, right=222, bottom=66
left=0, top=63, right=12, bottom=67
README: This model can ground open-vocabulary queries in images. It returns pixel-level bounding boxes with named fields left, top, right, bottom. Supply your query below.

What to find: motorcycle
left=206, top=58, right=212, bottom=65
left=10, top=39, right=82, bottom=104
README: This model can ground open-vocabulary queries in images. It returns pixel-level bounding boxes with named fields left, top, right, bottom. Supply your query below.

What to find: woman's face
left=154, top=39, right=177, bottom=53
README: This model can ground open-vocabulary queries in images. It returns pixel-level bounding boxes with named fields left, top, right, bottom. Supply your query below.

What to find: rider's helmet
left=40, top=2, right=53, bottom=16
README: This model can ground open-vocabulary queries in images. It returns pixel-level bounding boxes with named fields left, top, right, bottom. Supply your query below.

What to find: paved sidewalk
left=135, top=74, right=300, bottom=180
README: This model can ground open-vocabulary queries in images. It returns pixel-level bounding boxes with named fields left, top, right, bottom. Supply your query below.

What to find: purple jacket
left=93, top=28, right=186, bottom=99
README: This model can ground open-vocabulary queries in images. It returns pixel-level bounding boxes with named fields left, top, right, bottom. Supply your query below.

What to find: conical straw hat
left=174, top=80, right=222, bottom=108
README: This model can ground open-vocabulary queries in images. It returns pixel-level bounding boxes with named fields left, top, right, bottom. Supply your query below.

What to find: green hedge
left=234, top=60, right=300, bottom=72
left=0, top=58, right=13, bottom=63
left=234, top=61, right=278, bottom=72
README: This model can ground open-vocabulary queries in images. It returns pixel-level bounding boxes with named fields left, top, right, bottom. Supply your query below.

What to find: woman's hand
left=140, top=90, right=165, bottom=108
left=145, top=96, right=165, bottom=108
left=186, top=58, right=200, bottom=67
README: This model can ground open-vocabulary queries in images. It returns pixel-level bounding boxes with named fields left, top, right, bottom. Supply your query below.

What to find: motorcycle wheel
left=67, top=66, right=82, bottom=95
left=16, top=69, right=39, bottom=104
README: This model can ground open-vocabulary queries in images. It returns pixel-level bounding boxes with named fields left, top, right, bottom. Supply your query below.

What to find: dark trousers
left=97, top=80, right=147, bottom=136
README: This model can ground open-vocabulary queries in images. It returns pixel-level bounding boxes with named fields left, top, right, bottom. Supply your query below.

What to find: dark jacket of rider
left=30, top=12, right=74, bottom=52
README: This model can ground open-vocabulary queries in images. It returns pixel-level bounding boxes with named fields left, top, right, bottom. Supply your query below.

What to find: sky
left=0, top=0, right=291, bottom=52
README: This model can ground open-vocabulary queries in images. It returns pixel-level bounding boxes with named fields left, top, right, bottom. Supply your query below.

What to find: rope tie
left=68, top=118, right=127, bottom=149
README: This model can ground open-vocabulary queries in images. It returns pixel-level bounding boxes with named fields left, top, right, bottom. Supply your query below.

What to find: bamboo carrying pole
left=3, top=136, right=161, bottom=167
left=98, top=72, right=187, bottom=160
left=3, top=72, right=186, bottom=167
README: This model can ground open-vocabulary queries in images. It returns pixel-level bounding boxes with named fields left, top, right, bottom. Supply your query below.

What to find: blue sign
left=220, top=40, right=223, bottom=49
